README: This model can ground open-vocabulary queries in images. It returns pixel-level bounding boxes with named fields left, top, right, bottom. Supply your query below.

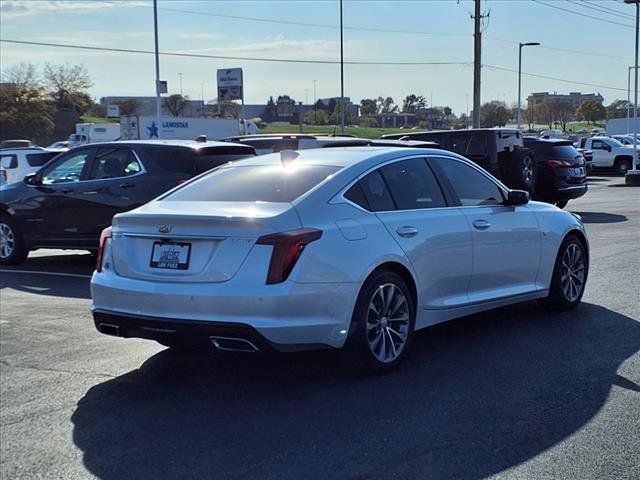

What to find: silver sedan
left=91, top=147, right=589, bottom=371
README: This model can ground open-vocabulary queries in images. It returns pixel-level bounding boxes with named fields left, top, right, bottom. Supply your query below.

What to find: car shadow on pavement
left=572, top=212, right=628, bottom=224
left=71, top=302, right=639, bottom=480
left=0, top=271, right=91, bottom=299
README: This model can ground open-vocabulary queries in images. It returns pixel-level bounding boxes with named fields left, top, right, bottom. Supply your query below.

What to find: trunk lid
left=110, top=201, right=300, bottom=282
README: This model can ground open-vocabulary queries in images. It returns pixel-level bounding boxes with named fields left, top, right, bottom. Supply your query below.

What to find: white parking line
left=0, top=269, right=92, bottom=279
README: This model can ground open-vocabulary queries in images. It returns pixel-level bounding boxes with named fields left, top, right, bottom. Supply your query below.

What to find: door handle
left=60, top=188, right=74, bottom=194
left=119, top=182, right=134, bottom=189
left=472, top=219, right=491, bottom=230
left=396, top=226, right=419, bottom=238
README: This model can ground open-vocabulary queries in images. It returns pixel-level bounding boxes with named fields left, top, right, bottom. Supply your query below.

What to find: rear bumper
left=91, top=270, right=358, bottom=350
left=551, top=184, right=588, bottom=200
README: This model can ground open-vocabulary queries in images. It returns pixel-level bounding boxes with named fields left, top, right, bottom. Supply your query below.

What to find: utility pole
left=153, top=0, right=161, bottom=138
left=472, top=0, right=488, bottom=128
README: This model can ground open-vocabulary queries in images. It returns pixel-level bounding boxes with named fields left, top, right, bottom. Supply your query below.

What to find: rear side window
left=379, top=158, right=446, bottom=210
left=551, top=145, right=581, bottom=161
left=26, top=152, right=60, bottom=167
left=0, top=154, right=18, bottom=169
left=90, top=148, right=141, bottom=179
left=164, top=164, right=340, bottom=203
left=194, top=146, right=255, bottom=174
left=145, top=147, right=195, bottom=175
left=351, top=170, right=395, bottom=212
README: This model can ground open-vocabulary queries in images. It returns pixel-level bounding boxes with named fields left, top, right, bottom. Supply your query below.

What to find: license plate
left=150, top=242, right=191, bottom=270
left=569, top=167, right=585, bottom=176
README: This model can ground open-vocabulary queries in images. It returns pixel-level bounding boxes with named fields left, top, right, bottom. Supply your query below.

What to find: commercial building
left=527, top=92, right=604, bottom=109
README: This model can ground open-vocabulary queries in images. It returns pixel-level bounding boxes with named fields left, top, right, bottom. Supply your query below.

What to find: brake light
left=256, top=228, right=323, bottom=284
left=546, top=159, right=572, bottom=169
left=96, top=226, right=112, bottom=272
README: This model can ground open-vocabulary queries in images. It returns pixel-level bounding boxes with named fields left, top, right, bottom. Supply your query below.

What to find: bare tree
left=1, top=62, right=41, bottom=90
left=43, top=63, right=93, bottom=104
left=163, top=94, right=189, bottom=117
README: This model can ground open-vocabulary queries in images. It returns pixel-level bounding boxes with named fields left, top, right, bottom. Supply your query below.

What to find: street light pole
left=517, top=42, right=540, bottom=131
left=625, top=0, right=639, bottom=183
left=153, top=0, right=161, bottom=137
left=339, top=0, right=345, bottom=134
left=179, top=73, right=183, bottom=96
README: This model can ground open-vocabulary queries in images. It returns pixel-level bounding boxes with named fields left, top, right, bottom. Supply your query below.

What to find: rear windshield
left=551, top=145, right=581, bottom=160
left=26, top=152, right=60, bottom=167
left=164, top=164, right=341, bottom=203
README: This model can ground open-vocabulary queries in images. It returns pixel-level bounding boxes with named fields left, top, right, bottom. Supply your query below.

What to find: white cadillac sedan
left=91, top=147, right=589, bottom=371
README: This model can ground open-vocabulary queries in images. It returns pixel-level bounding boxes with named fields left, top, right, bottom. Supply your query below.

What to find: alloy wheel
left=0, top=223, right=16, bottom=260
left=523, top=156, right=534, bottom=185
left=560, top=243, right=586, bottom=302
left=366, top=283, right=410, bottom=363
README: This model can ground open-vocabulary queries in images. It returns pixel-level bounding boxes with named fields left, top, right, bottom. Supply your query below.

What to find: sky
left=0, top=0, right=634, bottom=115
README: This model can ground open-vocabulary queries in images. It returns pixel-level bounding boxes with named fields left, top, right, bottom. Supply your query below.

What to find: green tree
left=117, top=99, right=141, bottom=116
left=576, top=100, right=606, bottom=125
left=218, top=100, right=241, bottom=119
left=377, top=96, right=397, bottom=114
left=163, top=94, right=189, bottom=117
left=0, top=84, right=54, bottom=141
left=304, top=109, right=327, bottom=125
left=329, top=101, right=353, bottom=125
left=480, top=101, right=511, bottom=127
left=359, top=98, right=378, bottom=117
left=606, top=99, right=631, bottom=119
left=533, top=103, right=552, bottom=129
left=401, top=94, right=426, bottom=113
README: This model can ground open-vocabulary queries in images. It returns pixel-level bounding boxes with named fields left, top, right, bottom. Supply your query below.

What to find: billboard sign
left=106, top=104, right=120, bottom=118
left=217, top=68, right=243, bottom=101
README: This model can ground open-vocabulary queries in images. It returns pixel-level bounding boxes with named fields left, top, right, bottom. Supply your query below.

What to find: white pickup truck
left=575, top=136, right=638, bottom=174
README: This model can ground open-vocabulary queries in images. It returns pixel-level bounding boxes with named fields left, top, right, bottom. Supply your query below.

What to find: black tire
left=0, top=214, right=28, bottom=266
left=539, top=234, right=588, bottom=310
left=614, top=157, right=632, bottom=176
left=555, top=200, right=569, bottom=209
left=504, top=148, right=536, bottom=192
left=344, top=270, right=416, bottom=373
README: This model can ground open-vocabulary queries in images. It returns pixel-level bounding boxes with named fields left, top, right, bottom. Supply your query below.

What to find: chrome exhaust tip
left=209, top=336, right=260, bottom=353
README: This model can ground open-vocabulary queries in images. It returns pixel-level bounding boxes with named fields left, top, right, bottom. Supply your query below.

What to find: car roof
left=67, top=139, right=253, bottom=150
left=523, top=137, right=573, bottom=146
left=224, top=146, right=451, bottom=168
left=0, top=146, right=65, bottom=153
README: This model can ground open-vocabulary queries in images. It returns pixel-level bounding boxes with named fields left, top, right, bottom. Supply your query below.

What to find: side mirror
left=23, top=173, right=42, bottom=186
left=504, top=189, right=529, bottom=206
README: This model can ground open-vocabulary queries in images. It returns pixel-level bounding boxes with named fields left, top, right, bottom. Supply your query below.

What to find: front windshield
left=607, top=138, right=624, bottom=147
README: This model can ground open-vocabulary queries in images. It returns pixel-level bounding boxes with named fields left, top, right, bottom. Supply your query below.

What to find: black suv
left=522, top=137, right=587, bottom=208
left=0, top=140, right=255, bottom=265
left=381, top=128, right=536, bottom=192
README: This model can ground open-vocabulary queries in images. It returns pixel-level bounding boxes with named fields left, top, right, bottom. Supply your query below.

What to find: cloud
left=177, top=32, right=224, bottom=41
left=0, top=0, right=146, bottom=19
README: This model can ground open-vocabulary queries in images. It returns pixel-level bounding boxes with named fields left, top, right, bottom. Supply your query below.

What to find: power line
left=531, top=0, right=634, bottom=28
left=0, top=38, right=469, bottom=66
left=484, top=64, right=627, bottom=92
left=0, top=38, right=626, bottom=93
left=578, top=0, right=635, bottom=19
left=156, top=4, right=631, bottom=62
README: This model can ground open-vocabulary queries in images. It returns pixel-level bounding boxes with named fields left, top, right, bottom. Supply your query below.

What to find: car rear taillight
left=546, top=159, right=572, bottom=169
left=256, top=228, right=323, bottom=284
left=96, top=226, right=112, bottom=272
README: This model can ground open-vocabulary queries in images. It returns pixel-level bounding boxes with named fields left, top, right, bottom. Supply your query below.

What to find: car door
left=30, top=147, right=96, bottom=244
left=429, top=156, right=542, bottom=303
left=352, top=157, right=473, bottom=310
left=73, top=146, right=149, bottom=241
left=589, top=139, right=611, bottom=167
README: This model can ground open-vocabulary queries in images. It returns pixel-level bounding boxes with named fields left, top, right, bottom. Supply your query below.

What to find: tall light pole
left=517, top=42, right=540, bottom=131
left=313, top=79, right=317, bottom=123
left=625, top=0, right=639, bottom=184
left=153, top=0, right=161, bottom=137
left=339, top=0, right=345, bottom=134
left=178, top=72, right=183, bottom=96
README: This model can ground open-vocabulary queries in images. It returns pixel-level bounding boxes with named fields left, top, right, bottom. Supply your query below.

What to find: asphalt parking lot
left=1, top=175, right=638, bottom=480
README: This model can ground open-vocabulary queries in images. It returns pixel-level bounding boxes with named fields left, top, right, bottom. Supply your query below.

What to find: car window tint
left=90, top=148, right=140, bottom=179
left=164, top=164, right=341, bottom=203
left=193, top=146, right=255, bottom=174
left=0, top=154, right=17, bottom=169
left=379, top=158, right=446, bottom=210
left=591, top=140, right=605, bottom=149
left=432, top=157, right=504, bottom=207
left=26, top=152, right=59, bottom=167
left=42, top=151, right=92, bottom=184
left=146, top=147, right=195, bottom=174
left=358, top=170, right=395, bottom=212
left=344, top=182, right=370, bottom=210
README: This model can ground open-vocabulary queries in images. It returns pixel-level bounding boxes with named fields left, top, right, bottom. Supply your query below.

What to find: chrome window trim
left=335, top=152, right=509, bottom=214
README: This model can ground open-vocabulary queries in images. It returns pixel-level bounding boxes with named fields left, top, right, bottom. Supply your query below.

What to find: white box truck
left=68, top=123, right=121, bottom=146
left=120, top=116, right=259, bottom=141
